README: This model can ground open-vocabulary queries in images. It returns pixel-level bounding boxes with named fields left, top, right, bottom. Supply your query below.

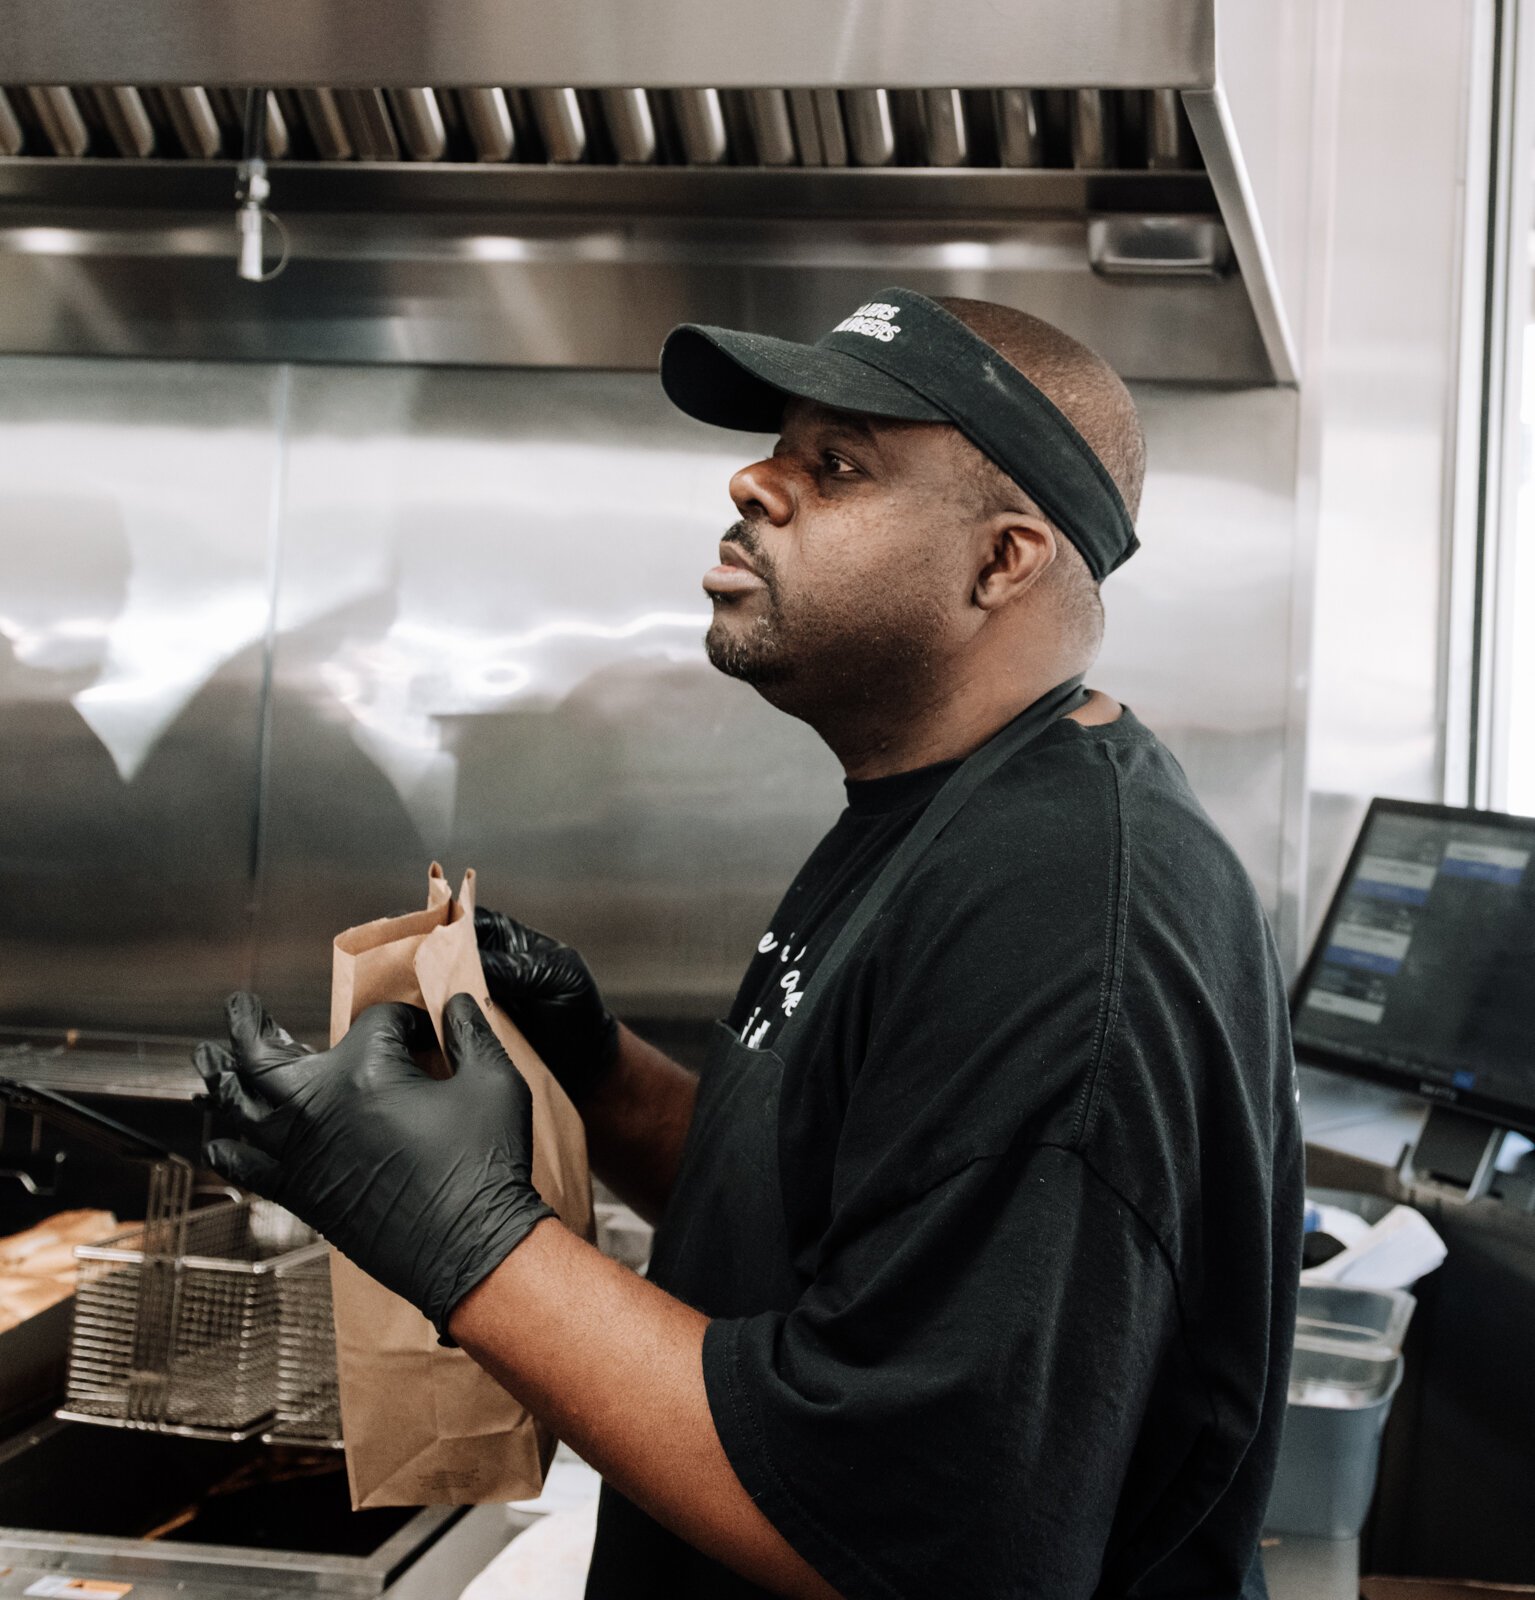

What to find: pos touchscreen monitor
left=1291, top=799, right=1535, bottom=1137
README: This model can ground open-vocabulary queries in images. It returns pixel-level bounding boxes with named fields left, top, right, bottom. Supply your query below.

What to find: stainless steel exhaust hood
left=0, top=0, right=1306, bottom=383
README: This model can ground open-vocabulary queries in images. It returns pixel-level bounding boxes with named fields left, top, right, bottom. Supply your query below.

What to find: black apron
left=585, top=676, right=1089, bottom=1599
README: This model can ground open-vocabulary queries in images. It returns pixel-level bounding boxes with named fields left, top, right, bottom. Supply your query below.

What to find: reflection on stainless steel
left=295, top=88, right=352, bottom=160
left=1146, top=88, right=1194, bottom=169
left=843, top=89, right=896, bottom=167
left=995, top=88, right=1045, bottom=167
left=90, top=88, right=156, bottom=160
left=262, top=89, right=290, bottom=160
left=0, top=91, right=22, bottom=158
left=457, top=87, right=515, bottom=162
left=1, top=0, right=1216, bottom=91
left=528, top=88, right=585, bottom=163
left=1072, top=88, right=1114, bottom=168
left=818, top=95, right=849, bottom=167
left=26, top=88, right=90, bottom=158
left=386, top=88, right=447, bottom=161
left=785, top=90, right=821, bottom=166
left=786, top=89, right=847, bottom=167
left=334, top=88, right=399, bottom=160
left=158, top=86, right=222, bottom=159
left=1087, top=216, right=1231, bottom=278
left=0, top=358, right=284, bottom=1036
left=1185, top=89, right=1299, bottom=386
left=744, top=90, right=796, bottom=167
left=1098, top=383, right=1301, bottom=921
left=600, top=88, right=656, bottom=165
left=0, top=361, right=1306, bottom=1039
left=921, top=90, right=968, bottom=167
left=671, top=89, right=728, bottom=165
left=0, top=171, right=1274, bottom=380
left=0, top=184, right=1271, bottom=383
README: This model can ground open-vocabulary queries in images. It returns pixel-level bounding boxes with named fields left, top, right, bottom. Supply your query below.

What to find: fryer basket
left=265, top=1245, right=343, bottom=1448
left=60, top=1197, right=337, bottom=1442
left=0, top=1074, right=342, bottom=1446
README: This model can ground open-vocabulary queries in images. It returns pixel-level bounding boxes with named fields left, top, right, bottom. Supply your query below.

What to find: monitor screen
left=1291, top=799, right=1535, bottom=1132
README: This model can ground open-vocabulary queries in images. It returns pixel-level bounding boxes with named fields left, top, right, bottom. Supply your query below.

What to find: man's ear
left=973, top=516, right=1057, bottom=610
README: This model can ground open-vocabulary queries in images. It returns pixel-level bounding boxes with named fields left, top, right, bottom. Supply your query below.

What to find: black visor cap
left=660, top=325, right=951, bottom=433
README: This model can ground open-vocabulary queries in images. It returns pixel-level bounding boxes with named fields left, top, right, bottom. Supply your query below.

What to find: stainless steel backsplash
left=0, top=360, right=1308, bottom=1043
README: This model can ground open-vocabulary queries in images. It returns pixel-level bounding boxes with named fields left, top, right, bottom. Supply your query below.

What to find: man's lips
left=703, top=542, right=767, bottom=597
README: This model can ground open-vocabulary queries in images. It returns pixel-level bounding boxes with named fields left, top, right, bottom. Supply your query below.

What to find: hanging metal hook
left=236, top=88, right=289, bottom=283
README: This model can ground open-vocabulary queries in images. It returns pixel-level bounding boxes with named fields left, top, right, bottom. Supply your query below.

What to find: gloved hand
left=194, top=991, right=553, bottom=1338
left=474, top=907, right=619, bottom=1107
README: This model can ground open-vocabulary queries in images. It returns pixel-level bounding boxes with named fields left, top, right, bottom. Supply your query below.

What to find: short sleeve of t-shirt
left=702, top=1142, right=1185, bottom=1600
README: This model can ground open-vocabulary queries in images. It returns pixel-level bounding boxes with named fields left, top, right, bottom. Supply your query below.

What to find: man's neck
left=817, top=675, right=1120, bottom=782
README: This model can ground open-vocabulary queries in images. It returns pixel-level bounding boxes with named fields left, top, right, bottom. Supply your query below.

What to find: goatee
left=705, top=612, right=793, bottom=686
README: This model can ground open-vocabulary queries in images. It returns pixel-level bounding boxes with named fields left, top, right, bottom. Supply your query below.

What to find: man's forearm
left=577, top=1024, right=698, bottom=1224
left=449, top=1219, right=839, bottom=1600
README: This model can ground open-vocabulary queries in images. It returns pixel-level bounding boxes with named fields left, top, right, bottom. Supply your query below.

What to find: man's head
left=661, top=290, right=1145, bottom=750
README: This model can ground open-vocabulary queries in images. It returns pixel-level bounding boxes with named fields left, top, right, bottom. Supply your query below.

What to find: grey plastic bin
left=1267, top=1277, right=1416, bottom=1538
left=1295, top=1281, right=1415, bottom=1363
left=1266, top=1341, right=1404, bottom=1537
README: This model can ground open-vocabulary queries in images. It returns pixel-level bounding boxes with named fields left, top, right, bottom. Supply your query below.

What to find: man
left=198, top=289, right=1302, bottom=1600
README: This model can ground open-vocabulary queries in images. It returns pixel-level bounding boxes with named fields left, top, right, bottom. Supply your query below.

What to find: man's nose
left=729, top=457, right=794, bottom=526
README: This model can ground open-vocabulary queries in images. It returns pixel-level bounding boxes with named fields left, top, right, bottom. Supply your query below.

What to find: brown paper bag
left=328, top=862, right=594, bottom=1508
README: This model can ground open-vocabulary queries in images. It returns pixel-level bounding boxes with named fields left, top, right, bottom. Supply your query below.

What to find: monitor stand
left=1399, top=1105, right=1506, bottom=1202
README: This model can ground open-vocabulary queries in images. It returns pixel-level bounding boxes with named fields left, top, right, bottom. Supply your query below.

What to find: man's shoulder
left=904, top=709, right=1209, bottom=910
left=884, top=707, right=1277, bottom=1015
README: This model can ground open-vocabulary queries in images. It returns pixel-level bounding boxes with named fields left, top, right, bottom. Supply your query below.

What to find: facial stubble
left=704, top=519, right=951, bottom=714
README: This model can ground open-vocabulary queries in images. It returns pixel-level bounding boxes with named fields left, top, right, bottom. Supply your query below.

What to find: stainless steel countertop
left=0, top=1500, right=523, bottom=1600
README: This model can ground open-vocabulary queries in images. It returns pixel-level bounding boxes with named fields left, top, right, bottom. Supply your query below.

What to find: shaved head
left=936, top=296, right=1146, bottom=522
left=935, top=297, right=1146, bottom=661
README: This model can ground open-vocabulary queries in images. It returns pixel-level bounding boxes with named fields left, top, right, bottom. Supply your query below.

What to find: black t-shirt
left=587, top=708, right=1302, bottom=1600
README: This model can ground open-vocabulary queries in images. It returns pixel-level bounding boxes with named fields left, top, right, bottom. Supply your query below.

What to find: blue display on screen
left=1439, top=859, right=1523, bottom=887
left=1323, top=946, right=1403, bottom=976
left=1353, top=880, right=1431, bottom=906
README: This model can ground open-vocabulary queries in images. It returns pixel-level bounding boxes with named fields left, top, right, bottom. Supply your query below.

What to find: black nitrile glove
left=194, top=990, right=553, bottom=1338
left=474, top=907, right=619, bottom=1107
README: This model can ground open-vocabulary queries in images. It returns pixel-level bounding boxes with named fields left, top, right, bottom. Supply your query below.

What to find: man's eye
left=822, top=451, right=857, bottom=476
